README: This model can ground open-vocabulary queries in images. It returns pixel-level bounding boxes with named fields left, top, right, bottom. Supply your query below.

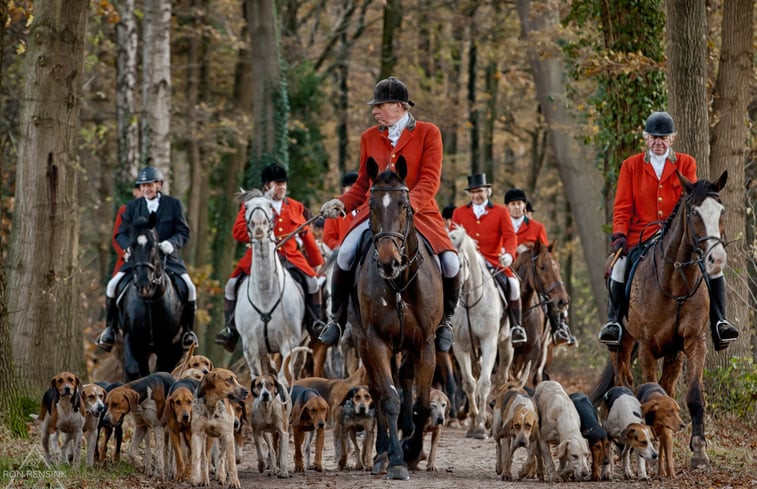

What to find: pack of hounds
left=36, top=345, right=686, bottom=485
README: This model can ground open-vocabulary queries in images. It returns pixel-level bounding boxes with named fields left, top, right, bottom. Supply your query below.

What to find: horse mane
left=660, top=178, right=717, bottom=234
left=236, top=188, right=264, bottom=203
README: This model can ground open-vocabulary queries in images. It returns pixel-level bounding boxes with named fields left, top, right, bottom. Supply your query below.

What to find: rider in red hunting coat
left=505, top=187, right=575, bottom=346
left=214, top=164, right=324, bottom=352
left=598, top=111, right=738, bottom=350
left=451, top=174, right=526, bottom=344
left=318, top=77, right=461, bottom=352
left=322, top=171, right=358, bottom=251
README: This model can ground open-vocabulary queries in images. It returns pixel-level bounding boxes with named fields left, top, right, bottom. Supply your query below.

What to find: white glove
left=499, top=252, right=513, bottom=269
left=123, top=248, right=131, bottom=263
left=320, top=198, right=345, bottom=218
left=159, top=240, right=175, bottom=255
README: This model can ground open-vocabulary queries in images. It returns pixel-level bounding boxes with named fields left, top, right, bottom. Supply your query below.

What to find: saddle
left=486, top=263, right=510, bottom=309
left=622, top=234, right=659, bottom=299
left=356, top=228, right=441, bottom=278
left=114, top=269, right=189, bottom=305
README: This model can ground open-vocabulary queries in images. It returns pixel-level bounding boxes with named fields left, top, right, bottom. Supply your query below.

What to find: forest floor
left=1, top=352, right=755, bottom=489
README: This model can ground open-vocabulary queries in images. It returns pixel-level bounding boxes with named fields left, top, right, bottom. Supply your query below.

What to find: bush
left=704, top=356, right=757, bottom=421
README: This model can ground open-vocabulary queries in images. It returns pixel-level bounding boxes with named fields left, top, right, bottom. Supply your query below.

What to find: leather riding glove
left=320, top=198, right=345, bottom=219
left=611, top=233, right=628, bottom=256
left=499, top=252, right=513, bottom=269
left=159, top=240, right=175, bottom=255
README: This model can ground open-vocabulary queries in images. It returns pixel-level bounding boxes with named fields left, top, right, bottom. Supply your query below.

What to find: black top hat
left=261, top=164, right=288, bottom=186
left=505, top=188, right=527, bottom=204
left=465, top=173, right=491, bottom=190
left=367, top=77, right=415, bottom=107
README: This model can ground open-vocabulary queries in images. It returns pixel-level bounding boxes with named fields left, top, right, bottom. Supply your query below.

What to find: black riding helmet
left=367, top=77, right=415, bottom=107
left=644, top=111, right=676, bottom=136
left=135, top=166, right=164, bottom=185
left=261, top=163, right=288, bottom=187
left=505, top=188, right=527, bottom=204
left=341, top=171, right=358, bottom=188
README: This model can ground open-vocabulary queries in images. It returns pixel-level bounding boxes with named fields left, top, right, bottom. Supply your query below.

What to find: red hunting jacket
left=515, top=217, right=548, bottom=248
left=322, top=212, right=355, bottom=251
left=613, top=151, right=697, bottom=249
left=338, top=115, right=454, bottom=254
left=231, top=198, right=323, bottom=278
left=451, top=202, right=517, bottom=277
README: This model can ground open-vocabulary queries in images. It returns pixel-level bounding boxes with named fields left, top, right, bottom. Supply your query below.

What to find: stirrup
left=318, top=321, right=343, bottom=346
left=510, top=325, right=527, bottom=344
left=552, top=327, right=571, bottom=346
left=598, top=321, right=622, bottom=346
left=96, top=328, right=116, bottom=352
left=214, top=327, right=239, bottom=353
left=182, top=331, right=198, bottom=349
left=435, top=322, right=454, bottom=353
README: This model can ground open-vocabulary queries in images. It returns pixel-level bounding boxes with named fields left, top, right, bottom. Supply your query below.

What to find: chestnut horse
left=351, top=156, right=441, bottom=480
left=605, top=171, right=728, bottom=472
left=510, top=241, right=571, bottom=387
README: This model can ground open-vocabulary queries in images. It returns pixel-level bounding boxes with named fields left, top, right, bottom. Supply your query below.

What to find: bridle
left=370, top=185, right=422, bottom=279
left=523, top=248, right=566, bottom=314
left=131, top=231, right=166, bottom=299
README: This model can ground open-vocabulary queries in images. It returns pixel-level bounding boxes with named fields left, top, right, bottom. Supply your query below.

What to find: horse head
left=367, top=156, right=416, bottom=280
left=129, top=212, right=163, bottom=298
left=520, top=240, right=570, bottom=313
left=677, top=170, right=728, bottom=276
left=242, top=189, right=274, bottom=241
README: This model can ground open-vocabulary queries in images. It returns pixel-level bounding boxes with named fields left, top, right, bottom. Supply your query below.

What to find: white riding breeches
left=508, top=275, right=520, bottom=301
left=107, top=271, right=196, bottom=301
left=610, top=256, right=628, bottom=283
left=335, top=220, right=460, bottom=278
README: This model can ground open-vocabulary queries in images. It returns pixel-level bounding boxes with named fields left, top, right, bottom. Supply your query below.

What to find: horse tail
left=589, top=360, right=615, bottom=405
left=282, top=346, right=313, bottom=386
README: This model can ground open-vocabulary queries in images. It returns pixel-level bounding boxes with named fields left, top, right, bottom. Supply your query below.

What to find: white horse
left=449, top=227, right=512, bottom=439
left=235, top=191, right=306, bottom=385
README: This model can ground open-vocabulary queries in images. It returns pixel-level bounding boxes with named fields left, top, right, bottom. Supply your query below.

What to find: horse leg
left=613, top=335, right=635, bottom=388
left=123, top=335, right=144, bottom=381
left=659, top=351, right=684, bottom=397
left=398, top=358, right=415, bottom=440
left=473, top=335, right=498, bottom=439
left=310, top=341, right=328, bottom=378
left=637, top=344, right=658, bottom=383
left=453, top=344, right=478, bottom=438
left=402, top=341, right=434, bottom=470
left=435, top=351, right=458, bottom=422
left=683, top=341, right=709, bottom=470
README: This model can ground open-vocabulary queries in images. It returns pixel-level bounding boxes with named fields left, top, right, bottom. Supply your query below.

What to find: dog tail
left=282, top=346, right=313, bottom=386
left=171, top=342, right=197, bottom=378
left=590, top=342, right=638, bottom=406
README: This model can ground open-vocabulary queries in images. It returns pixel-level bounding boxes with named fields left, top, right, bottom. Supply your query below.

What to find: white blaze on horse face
left=382, top=193, right=391, bottom=209
left=137, top=235, right=148, bottom=247
left=697, top=197, right=726, bottom=275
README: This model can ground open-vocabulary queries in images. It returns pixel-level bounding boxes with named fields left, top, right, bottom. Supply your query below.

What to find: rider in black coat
left=97, top=166, right=198, bottom=351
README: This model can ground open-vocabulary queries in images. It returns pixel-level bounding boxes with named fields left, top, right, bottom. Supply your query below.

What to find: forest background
left=0, top=0, right=754, bottom=431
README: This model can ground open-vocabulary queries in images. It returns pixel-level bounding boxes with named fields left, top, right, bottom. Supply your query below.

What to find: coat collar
left=378, top=112, right=417, bottom=133
left=465, top=200, right=495, bottom=209
left=643, top=150, right=679, bottom=182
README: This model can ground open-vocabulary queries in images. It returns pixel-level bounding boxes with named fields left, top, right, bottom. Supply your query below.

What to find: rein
left=131, top=242, right=168, bottom=348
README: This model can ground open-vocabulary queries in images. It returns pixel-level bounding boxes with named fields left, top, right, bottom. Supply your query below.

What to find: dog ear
left=274, top=379, right=287, bottom=403
left=72, top=377, right=83, bottom=412
left=341, top=387, right=359, bottom=406
left=556, top=440, right=568, bottom=458
left=125, top=390, right=140, bottom=413
left=160, top=395, right=174, bottom=424
left=198, top=371, right=215, bottom=399
left=622, top=426, right=638, bottom=441
left=299, top=405, right=312, bottom=424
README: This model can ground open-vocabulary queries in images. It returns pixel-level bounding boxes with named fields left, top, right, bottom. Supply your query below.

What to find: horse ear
left=548, top=239, right=556, bottom=253
left=148, top=211, right=158, bottom=228
left=715, top=170, right=728, bottom=191
left=395, top=156, right=408, bottom=181
left=366, top=157, right=379, bottom=182
left=676, top=171, right=694, bottom=192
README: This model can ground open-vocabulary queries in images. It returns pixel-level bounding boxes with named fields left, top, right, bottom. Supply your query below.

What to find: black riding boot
left=598, top=280, right=625, bottom=347
left=435, top=273, right=461, bottom=353
left=509, top=298, right=527, bottom=344
left=96, top=297, right=119, bottom=352
left=549, top=310, right=576, bottom=346
left=307, top=292, right=325, bottom=340
left=318, top=266, right=354, bottom=346
left=214, top=298, right=239, bottom=353
left=181, top=301, right=199, bottom=349
left=708, top=276, right=739, bottom=350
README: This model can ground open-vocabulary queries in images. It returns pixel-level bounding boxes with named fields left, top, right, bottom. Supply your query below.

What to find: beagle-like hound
left=636, top=382, right=685, bottom=478
left=250, top=374, right=290, bottom=478
left=603, top=386, right=658, bottom=480
left=38, top=371, right=84, bottom=466
left=81, top=383, right=106, bottom=467
left=161, top=377, right=199, bottom=481
left=493, top=388, right=539, bottom=480
left=570, top=391, right=610, bottom=481
left=333, top=385, right=375, bottom=471
left=290, top=384, right=329, bottom=472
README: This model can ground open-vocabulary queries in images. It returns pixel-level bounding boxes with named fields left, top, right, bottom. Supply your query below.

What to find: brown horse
left=510, top=241, right=571, bottom=387
left=610, top=171, right=728, bottom=472
left=350, top=156, right=442, bottom=480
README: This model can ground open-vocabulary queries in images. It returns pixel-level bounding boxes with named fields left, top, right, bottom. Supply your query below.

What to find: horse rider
left=322, top=171, right=358, bottom=253
left=505, top=187, right=576, bottom=346
left=318, top=76, right=461, bottom=353
left=97, top=166, right=198, bottom=351
left=214, top=163, right=325, bottom=352
left=442, top=204, right=456, bottom=230
left=451, top=174, right=526, bottom=345
left=598, top=111, right=739, bottom=350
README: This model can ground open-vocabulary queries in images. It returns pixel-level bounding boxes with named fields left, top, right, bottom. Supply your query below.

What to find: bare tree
left=515, top=0, right=607, bottom=316
left=141, top=0, right=172, bottom=179
left=116, top=0, right=139, bottom=192
left=9, top=0, right=88, bottom=396
left=379, top=0, right=402, bottom=79
left=708, top=0, right=753, bottom=362
left=666, top=0, right=709, bottom=167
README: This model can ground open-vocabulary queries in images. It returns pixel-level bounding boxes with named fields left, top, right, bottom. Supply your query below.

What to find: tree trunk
left=666, top=0, right=709, bottom=168
left=9, top=0, right=88, bottom=397
left=141, top=0, right=172, bottom=182
left=516, top=0, right=607, bottom=318
left=379, top=0, right=402, bottom=79
left=707, top=0, right=753, bottom=364
left=466, top=4, right=479, bottom=174
left=115, top=0, right=139, bottom=198
left=186, top=1, right=205, bottom=265
left=247, top=0, right=289, bottom=185
left=483, top=60, right=497, bottom=179
left=440, top=2, right=464, bottom=199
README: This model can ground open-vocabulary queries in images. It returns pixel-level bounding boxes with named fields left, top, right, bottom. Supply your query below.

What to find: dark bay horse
left=599, top=171, right=728, bottom=473
left=351, top=156, right=442, bottom=480
left=119, top=213, right=184, bottom=380
left=510, top=241, right=570, bottom=387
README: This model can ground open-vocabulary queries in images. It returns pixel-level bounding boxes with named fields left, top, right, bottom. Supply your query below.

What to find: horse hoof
left=690, top=455, right=710, bottom=470
left=372, top=453, right=388, bottom=475
left=386, top=465, right=410, bottom=480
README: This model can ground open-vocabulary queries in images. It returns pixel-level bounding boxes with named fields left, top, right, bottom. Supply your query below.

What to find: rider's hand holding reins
left=159, top=240, right=175, bottom=255
left=320, top=198, right=345, bottom=219
left=499, top=252, right=513, bottom=269
left=610, top=233, right=628, bottom=256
